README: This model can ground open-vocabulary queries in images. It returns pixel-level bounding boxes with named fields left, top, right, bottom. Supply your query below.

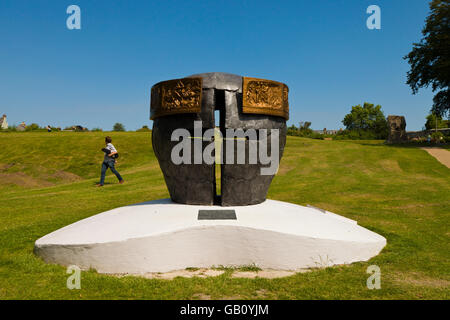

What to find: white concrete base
left=34, top=199, right=386, bottom=274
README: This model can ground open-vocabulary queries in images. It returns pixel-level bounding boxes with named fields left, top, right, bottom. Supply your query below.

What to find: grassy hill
left=0, top=132, right=449, bottom=299
left=0, top=132, right=157, bottom=190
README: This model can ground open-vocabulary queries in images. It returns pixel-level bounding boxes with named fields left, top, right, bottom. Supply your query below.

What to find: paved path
left=421, top=147, right=450, bottom=168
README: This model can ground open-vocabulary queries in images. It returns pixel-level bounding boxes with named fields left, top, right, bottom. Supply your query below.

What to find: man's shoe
left=96, top=184, right=103, bottom=187
left=119, top=180, right=125, bottom=184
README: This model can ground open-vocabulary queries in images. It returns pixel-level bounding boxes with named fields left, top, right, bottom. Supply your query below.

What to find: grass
left=0, top=132, right=449, bottom=299
left=212, top=264, right=263, bottom=272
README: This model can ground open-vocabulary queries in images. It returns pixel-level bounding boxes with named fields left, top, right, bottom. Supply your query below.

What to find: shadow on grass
left=92, top=182, right=114, bottom=186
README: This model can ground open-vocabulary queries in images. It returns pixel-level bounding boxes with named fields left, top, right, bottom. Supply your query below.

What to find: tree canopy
left=113, top=123, right=125, bottom=132
left=425, top=113, right=449, bottom=130
left=342, top=103, right=388, bottom=138
left=404, top=0, right=450, bottom=117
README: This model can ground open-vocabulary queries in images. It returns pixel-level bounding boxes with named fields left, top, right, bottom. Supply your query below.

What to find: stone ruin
left=0, top=114, right=7, bottom=129
left=386, top=115, right=407, bottom=143
left=17, top=121, right=26, bottom=131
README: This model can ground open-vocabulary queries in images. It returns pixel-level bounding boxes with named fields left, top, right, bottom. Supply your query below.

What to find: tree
left=404, top=0, right=450, bottom=117
left=342, top=103, right=388, bottom=138
left=425, top=113, right=449, bottom=130
left=25, top=123, right=42, bottom=131
left=113, top=123, right=125, bottom=132
left=299, top=122, right=311, bottom=131
left=136, top=125, right=151, bottom=132
left=287, top=124, right=299, bottom=136
left=286, top=122, right=315, bottom=137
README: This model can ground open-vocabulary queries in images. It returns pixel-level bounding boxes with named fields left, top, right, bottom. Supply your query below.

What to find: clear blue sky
left=0, top=0, right=435, bottom=131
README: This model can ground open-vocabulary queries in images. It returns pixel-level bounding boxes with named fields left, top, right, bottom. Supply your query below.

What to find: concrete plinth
left=34, top=199, right=386, bottom=274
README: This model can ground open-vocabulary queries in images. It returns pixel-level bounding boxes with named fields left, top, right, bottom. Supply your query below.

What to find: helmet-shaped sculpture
left=151, top=72, right=288, bottom=206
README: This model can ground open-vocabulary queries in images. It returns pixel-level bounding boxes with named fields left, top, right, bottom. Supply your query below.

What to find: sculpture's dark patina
left=386, top=115, right=407, bottom=143
left=151, top=72, right=288, bottom=206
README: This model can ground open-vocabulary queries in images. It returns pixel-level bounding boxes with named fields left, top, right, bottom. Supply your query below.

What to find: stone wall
left=407, top=128, right=450, bottom=139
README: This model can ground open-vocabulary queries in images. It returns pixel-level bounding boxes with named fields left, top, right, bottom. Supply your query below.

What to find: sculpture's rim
left=151, top=72, right=288, bottom=90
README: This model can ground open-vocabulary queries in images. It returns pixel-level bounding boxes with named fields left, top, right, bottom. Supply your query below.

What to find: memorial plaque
left=198, top=210, right=237, bottom=220
left=150, top=78, right=203, bottom=120
left=242, top=77, right=289, bottom=120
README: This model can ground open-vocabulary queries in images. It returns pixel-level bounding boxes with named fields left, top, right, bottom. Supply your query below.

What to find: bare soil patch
left=393, top=272, right=450, bottom=288
left=114, top=268, right=308, bottom=280
left=118, top=269, right=225, bottom=280
left=0, top=172, right=53, bottom=188
left=50, top=170, right=82, bottom=182
left=231, top=270, right=299, bottom=279
left=379, top=159, right=402, bottom=172
left=276, top=164, right=294, bottom=175
left=0, top=163, right=15, bottom=171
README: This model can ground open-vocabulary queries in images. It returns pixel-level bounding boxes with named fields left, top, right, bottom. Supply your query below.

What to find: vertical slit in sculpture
left=214, top=89, right=226, bottom=205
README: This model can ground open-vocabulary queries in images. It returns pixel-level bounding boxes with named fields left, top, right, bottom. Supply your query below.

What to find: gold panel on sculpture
left=150, top=78, right=203, bottom=120
left=242, top=77, right=289, bottom=120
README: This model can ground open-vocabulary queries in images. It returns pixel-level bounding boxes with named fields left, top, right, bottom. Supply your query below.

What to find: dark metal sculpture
left=151, top=72, right=288, bottom=206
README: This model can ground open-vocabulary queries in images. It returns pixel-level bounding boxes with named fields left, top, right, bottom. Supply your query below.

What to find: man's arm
left=107, top=144, right=118, bottom=157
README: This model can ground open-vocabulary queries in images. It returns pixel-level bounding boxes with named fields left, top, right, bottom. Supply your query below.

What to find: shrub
left=6, top=125, right=17, bottom=132
left=287, top=122, right=318, bottom=138
left=308, top=132, right=324, bottom=140
left=113, top=123, right=125, bottom=132
left=444, top=135, right=450, bottom=143
left=425, top=113, right=448, bottom=130
left=136, top=125, right=151, bottom=132
left=333, top=130, right=379, bottom=140
left=63, top=125, right=87, bottom=132
left=431, top=131, right=444, bottom=143
left=287, top=125, right=301, bottom=136
left=25, top=123, right=42, bottom=131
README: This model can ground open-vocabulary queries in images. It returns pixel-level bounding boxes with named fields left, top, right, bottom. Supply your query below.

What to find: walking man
left=97, top=136, right=124, bottom=187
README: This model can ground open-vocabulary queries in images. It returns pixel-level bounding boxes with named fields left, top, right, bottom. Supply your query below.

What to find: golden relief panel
left=242, top=77, right=289, bottom=120
left=150, top=78, right=202, bottom=120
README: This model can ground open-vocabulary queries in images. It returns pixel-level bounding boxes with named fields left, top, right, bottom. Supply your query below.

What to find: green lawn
left=0, top=132, right=449, bottom=299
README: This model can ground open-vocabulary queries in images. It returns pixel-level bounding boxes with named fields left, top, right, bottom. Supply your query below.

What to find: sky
left=0, top=0, right=436, bottom=131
